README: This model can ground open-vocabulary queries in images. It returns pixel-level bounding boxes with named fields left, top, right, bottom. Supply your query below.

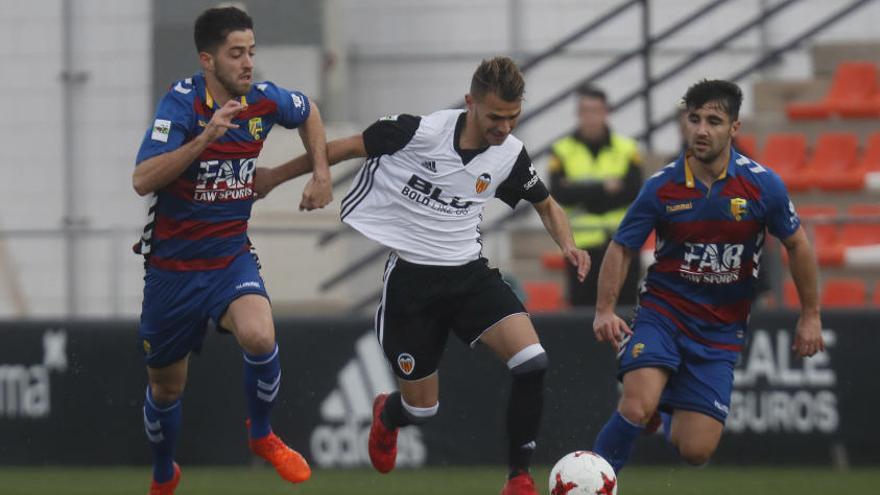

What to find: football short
left=617, top=306, right=738, bottom=423
left=375, top=253, right=528, bottom=380
left=139, top=251, right=269, bottom=368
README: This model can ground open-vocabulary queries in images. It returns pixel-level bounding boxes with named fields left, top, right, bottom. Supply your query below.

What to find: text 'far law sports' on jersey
left=615, top=149, right=801, bottom=351
left=134, top=73, right=311, bottom=271
left=341, top=110, right=549, bottom=266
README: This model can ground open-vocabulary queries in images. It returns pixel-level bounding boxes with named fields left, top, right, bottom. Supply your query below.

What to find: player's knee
left=401, top=398, right=439, bottom=425
left=507, top=343, right=548, bottom=376
left=238, top=327, right=275, bottom=356
left=617, top=397, right=654, bottom=426
left=150, top=381, right=184, bottom=404
left=678, top=441, right=715, bottom=466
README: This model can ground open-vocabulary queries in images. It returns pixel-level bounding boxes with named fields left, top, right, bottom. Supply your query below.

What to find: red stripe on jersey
left=720, top=175, right=762, bottom=200
left=165, top=177, right=195, bottom=200
left=237, top=99, right=277, bottom=120
left=200, top=140, right=263, bottom=160
left=153, top=215, right=247, bottom=241
left=661, top=220, right=762, bottom=244
left=657, top=181, right=704, bottom=202
left=647, top=285, right=751, bottom=325
left=149, top=246, right=247, bottom=271
left=641, top=300, right=743, bottom=351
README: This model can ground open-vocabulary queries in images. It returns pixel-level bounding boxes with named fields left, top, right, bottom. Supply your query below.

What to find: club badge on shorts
left=475, top=173, right=492, bottom=194
left=632, top=343, right=645, bottom=358
left=397, top=353, right=415, bottom=375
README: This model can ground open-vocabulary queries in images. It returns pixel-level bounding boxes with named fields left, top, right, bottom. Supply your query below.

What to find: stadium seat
left=859, top=132, right=880, bottom=191
left=785, top=62, right=880, bottom=119
left=802, top=133, right=863, bottom=191
left=759, top=133, right=809, bottom=191
left=796, top=204, right=843, bottom=266
left=523, top=281, right=566, bottom=312
left=821, top=278, right=867, bottom=308
left=734, top=133, right=758, bottom=159
left=541, top=252, right=566, bottom=271
left=840, top=204, right=880, bottom=247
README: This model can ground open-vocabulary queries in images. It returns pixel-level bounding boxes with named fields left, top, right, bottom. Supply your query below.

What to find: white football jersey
left=341, top=109, right=547, bottom=265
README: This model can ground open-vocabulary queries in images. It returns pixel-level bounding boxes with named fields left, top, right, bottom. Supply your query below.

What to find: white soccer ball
left=549, top=451, right=618, bottom=495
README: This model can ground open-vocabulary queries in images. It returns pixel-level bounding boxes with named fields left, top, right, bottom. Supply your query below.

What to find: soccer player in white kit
left=257, top=57, right=590, bottom=495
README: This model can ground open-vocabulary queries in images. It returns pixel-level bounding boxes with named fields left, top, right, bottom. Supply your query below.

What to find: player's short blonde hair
left=470, top=56, right=525, bottom=102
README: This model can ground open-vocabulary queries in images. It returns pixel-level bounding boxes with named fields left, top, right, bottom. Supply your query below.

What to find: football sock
left=593, top=410, right=644, bottom=473
left=243, top=343, right=281, bottom=439
left=144, top=386, right=182, bottom=483
left=380, top=392, right=412, bottom=429
left=506, top=345, right=548, bottom=479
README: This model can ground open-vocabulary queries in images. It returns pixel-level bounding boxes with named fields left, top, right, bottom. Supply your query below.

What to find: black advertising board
left=0, top=312, right=876, bottom=466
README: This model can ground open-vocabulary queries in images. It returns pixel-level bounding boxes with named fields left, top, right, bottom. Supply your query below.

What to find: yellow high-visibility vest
left=551, top=133, right=639, bottom=249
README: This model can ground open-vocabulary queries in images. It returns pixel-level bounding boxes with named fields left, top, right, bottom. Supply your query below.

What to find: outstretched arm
left=254, top=134, right=367, bottom=200
left=782, top=226, right=824, bottom=357
left=297, top=103, right=332, bottom=211
left=592, top=240, right=635, bottom=351
left=133, top=100, right=242, bottom=196
left=531, top=196, right=590, bottom=281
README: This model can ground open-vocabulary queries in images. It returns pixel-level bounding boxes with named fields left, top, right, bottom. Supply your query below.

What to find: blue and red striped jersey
left=614, top=148, right=800, bottom=351
left=134, top=73, right=311, bottom=271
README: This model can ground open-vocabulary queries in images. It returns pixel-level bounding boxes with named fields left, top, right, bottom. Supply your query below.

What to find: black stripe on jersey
left=341, top=157, right=381, bottom=220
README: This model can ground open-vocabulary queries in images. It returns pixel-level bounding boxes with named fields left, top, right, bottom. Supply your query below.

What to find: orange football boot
left=247, top=419, right=311, bottom=483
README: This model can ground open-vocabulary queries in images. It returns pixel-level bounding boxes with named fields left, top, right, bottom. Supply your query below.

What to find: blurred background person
left=549, top=83, right=643, bottom=307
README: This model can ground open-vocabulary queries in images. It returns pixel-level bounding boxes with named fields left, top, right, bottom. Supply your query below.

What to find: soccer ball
left=549, top=451, right=618, bottom=495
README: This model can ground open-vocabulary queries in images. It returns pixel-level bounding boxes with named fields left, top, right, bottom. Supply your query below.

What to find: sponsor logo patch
left=151, top=119, right=171, bottom=143
left=397, top=353, right=415, bottom=375
left=666, top=202, right=693, bottom=214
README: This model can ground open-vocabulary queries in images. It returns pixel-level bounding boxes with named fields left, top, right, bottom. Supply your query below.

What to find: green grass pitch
left=1, top=465, right=878, bottom=494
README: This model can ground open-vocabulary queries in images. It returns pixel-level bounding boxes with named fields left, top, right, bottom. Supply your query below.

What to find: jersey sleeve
left=261, top=82, right=311, bottom=129
left=362, top=114, right=422, bottom=157
left=612, top=182, right=661, bottom=250
left=764, top=171, right=801, bottom=240
left=495, top=147, right=550, bottom=209
left=135, top=88, right=194, bottom=165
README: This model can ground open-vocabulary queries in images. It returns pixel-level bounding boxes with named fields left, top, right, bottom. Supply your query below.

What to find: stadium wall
left=0, top=312, right=874, bottom=467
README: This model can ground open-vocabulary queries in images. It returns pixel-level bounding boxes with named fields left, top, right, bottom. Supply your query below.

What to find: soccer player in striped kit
left=591, top=79, right=824, bottom=473
left=132, top=7, right=331, bottom=494
left=257, top=56, right=590, bottom=495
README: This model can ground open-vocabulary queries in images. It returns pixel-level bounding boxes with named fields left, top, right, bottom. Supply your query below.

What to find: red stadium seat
left=802, top=133, right=863, bottom=191
left=858, top=132, right=880, bottom=172
left=796, top=204, right=843, bottom=266
left=759, top=133, right=809, bottom=191
left=840, top=204, right=880, bottom=247
left=821, top=278, right=867, bottom=308
left=523, top=281, right=566, bottom=312
left=541, top=252, right=566, bottom=271
left=734, top=133, right=758, bottom=159
left=785, top=62, right=880, bottom=120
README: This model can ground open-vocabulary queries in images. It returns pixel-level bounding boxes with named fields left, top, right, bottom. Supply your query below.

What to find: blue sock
left=144, top=387, right=182, bottom=483
left=593, top=411, right=643, bottom=473
left=243, top=343, right=281, bottom=439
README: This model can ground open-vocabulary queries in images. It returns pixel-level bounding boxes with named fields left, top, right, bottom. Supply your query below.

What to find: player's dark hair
left=576, top=83, right=607, bottom=104
left=683, top=79, right=743, bottom=120
left=194, top=6, right=254, bottom=54
left=470, top=56, right=525, bottom=102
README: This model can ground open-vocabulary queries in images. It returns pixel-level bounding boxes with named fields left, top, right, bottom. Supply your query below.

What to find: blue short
left=617, top=307, right=738, bottom=423
left=138, top=251, right=268, bottom=368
